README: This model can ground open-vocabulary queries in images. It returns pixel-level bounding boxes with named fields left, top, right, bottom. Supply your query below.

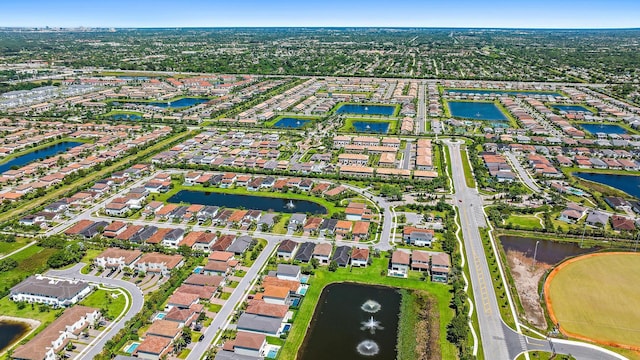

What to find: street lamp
left=532, top=240, right=540, bottom=268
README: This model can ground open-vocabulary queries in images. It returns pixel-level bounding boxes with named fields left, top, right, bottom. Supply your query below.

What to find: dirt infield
left=544, top=252, right=640, bottom=351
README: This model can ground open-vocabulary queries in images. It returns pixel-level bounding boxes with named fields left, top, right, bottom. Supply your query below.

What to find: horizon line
left=1, top=26, right=640, bottom=31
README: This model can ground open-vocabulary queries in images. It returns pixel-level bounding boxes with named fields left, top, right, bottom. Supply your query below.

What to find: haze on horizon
left=1, top=0, right=639, bottom=29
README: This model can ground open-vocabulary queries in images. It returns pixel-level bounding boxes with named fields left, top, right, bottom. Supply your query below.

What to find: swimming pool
left=193, top=266, right=204, bottom=274
left=154, top=313, right=166, bottom=321
left=283, top=324, right=291, bottom=332
left=291, top=298, right=300, bottom=307
left=267, top=349, right=278, bottom=358
left=125, top=342, right=140, bottom=354
left=298, top=287, right=308, bottom=295
left=300, top=276, right=309, bottom=284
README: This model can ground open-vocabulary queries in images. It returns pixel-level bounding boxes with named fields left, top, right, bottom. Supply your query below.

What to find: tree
left=310, top=258, right=320, bottom=269
left=328, top=260, right=338, bottom=272
left=447, top=313, right=469, bottom=345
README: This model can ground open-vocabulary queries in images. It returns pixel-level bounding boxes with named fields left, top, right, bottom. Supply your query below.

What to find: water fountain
left=356, top=340, right=380, bottom=357
left=366, top=124, right=371, bottom=130
left=285, top=200, right=296, bottom=209
left=360, top=300, right=381, bottom=313
left=364, top=106, right=369, bottom=111
left=360, top=316, right=383, bottom=334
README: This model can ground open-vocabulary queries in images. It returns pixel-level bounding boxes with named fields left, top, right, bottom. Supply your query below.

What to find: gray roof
left=257, top=213, right=277, bottom=226
left=227, top=236, right=254, bottom=255
left=294, top=242, right=315, bottom=262
left=277, top=264, right=301, bottom=277
left=586, top=210, right=610, bottom=225
left=11, top=276, right=90, bottom=302
left=289, top=213, right=307, bottom=224
left=214, top=350, right=261, bottom=360
left=237, top=313, right=282, bottom=334
left=332, top=246, right=351, bottom=266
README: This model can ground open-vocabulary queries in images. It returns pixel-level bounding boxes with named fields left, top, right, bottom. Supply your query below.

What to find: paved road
left=504, top=152, right=543, bottom=194
left=187, top=240, right=278, bottom=360
left=416, top=83, right=426, bottom=134
left=402, top=141, right=413, bottom=170
left=446, top=140, right=625, bottom=360
left=47, top=263, right=145, bottom=360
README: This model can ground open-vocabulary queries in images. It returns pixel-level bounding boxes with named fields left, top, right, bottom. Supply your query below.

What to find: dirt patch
left=506, top=250, right=550, bottom=329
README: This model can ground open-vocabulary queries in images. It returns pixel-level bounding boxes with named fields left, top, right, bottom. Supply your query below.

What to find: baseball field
left=545, top=252, right=640, bottom=350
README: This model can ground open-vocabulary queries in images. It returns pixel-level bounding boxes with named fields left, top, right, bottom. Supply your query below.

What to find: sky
left=1, top=0, right=639, bottom=29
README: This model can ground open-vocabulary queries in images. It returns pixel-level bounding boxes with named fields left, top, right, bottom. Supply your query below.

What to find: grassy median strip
left=460, top=148, right=476, bottom=188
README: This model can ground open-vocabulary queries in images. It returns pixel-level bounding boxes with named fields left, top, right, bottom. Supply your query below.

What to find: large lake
left=500, top=235, right=598, bottom=265
left=137, top=97, right=208, bottom=108
left=168, top=190, right=327, bottom=214
left=0, top=321, right=29, bottom=353
left=352, top=121, right=390, bottom=134
left=336, top=104, right=396, bottom=116
left=552, top=105, right=594, bottom=114
left=446, top=89, right=563, bottom=97
left=580, top=123, right=628, bottom=135
left=0, top=141, right=83, bottom=174
left=575, top=173, right=640, bottom=199
left=273, top=118, right=311, bottom=129
left=298, top=283, right=400, bottom=360
left=447, top=101, right=508, bottom=122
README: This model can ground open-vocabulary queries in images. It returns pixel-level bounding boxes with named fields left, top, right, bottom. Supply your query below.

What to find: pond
left=500, top=235, right=599, bottom=266
left=552, top=105, right=594, bottom=114
left=447, top=101, right=508, bottom=122
left=273, top=118, right=311, bottom=129
left=111, top=113, right=142, bottom=121
left=134, top=97, right=208, bottom=108
left=168, top=190, right=327, bottom=214
left=0, top=321, right=29, bottom=353
left=445, top=88, right=563, bottom=97
left=575, top=172, right=640, bottom=199
left=0, top=141, right=83, bottom=174
left=298, top=283, right=400, bottom=360
left=580, top=123, right=628, bottom=135
left=351, top=121, right=390, bottom=134
left=336, top=104, right=396, bottom=116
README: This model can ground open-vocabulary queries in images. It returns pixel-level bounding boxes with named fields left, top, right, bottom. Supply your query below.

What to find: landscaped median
left=277, top=257, right=457, bottom=360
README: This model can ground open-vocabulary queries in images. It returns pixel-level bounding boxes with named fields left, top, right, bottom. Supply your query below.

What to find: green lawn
left=80, top=289, right=127, bottom=320
left=220, top=292, right=231, bottom=300
left=208, top=303, right=222, bottom=313
left=516, top=352, right=576, bottom=360
left=0, top=238, right=30, bottom=255
left=338, top=118, right=398, bottom=134
left=278, top=257, right=456, bottom=360
left=272, top=215, right=290, bottom=235
left=0, top=245, right=57, bottom=288
left=504, top=214, right=543, bottom=231
left=460, top=148, right=476, bottom=188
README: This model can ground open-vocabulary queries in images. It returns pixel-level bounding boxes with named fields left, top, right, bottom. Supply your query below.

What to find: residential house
left=293, top=242, right=315, bottom=263
left=351, top=248, right=369, bottom=267
left=312, top=243, right=332, bottom=265
left=431, top=253, right=451, bottom=283
left=136, top=253, right=184, bottom=277
left=331, top=246, right=350, bottom=267
left=10, top=275, right=92, bottom=307
left=136, top=336, right=172, bottom=360
left=276, top=240, right=298, bottom=260
left=288, top=213, right=307, bottom=231
left=403, top=226, right=434, bottom=247
left=94, top=248, right=142, bottom=270
left=410, top=250, right=430, bottom=272
left=389, top=250, right=410, bottom=278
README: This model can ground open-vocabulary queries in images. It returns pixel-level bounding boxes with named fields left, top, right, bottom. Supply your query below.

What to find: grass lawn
left=516, top=352, right=576, bottom=360
left=278, top=257, right=456, bottom=360
left=504, top=214, right=543, bottom=231
left=0, top=296, right=61, bottom=324
left=208, top=303, right=222, bottom=313
left=178, top=349, right=191, bottom=359
left=101, top=110, right=144, bottom=118
left=220, top=292, right=231, bottom=300
left=546, top=253, right=640, bottom=348
left=460, top=148, right=476, bottom=188
left=338, top=118, right=398, bottom=134
left=156, top=182, right=342, bottom=216
left=0, top=245, right=57, bottom=288
left=0, top=238, right=30, bottom=255
left=80, top=289, right=127, bottom=320
left=272, top=215, right=290, bottom=235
